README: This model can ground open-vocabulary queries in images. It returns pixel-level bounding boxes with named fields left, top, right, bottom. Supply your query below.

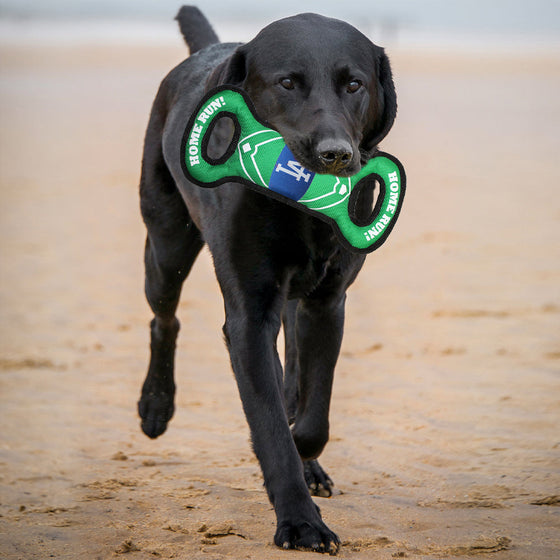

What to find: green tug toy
left=181, top=86, right=406, bottom=254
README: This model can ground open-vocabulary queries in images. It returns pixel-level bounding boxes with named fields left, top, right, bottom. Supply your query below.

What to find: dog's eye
left=279, top=77, right=295, bottom=90
left=346, top=80, right=363, bottom=93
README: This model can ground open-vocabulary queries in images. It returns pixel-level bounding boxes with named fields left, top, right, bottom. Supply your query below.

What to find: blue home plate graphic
left=269, top=146, right=316, bottom=200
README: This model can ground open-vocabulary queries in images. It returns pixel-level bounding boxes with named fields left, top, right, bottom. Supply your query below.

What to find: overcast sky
left=1, top=0, right=559, bottom=36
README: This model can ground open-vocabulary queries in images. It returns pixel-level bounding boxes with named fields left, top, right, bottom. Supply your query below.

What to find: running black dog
left=138, top=6, right=397, bottom=553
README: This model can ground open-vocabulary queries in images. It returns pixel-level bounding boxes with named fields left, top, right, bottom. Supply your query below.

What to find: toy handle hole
left=348, top=174, right=384, bottom=227
left=201, top=112, right=241, bottom=165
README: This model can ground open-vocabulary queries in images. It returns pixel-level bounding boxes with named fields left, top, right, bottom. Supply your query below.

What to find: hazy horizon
left=1, top=0, right=559, bottom=52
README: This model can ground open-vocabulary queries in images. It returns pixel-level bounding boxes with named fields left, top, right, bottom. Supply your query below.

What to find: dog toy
left=181, top=86, right=405, bottom=253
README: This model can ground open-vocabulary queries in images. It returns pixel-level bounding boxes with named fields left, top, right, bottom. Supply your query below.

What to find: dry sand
left=0, top=40, right=559, bottom=560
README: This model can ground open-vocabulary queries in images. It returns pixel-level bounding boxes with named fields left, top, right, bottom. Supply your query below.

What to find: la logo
left=275, top=160, right=312, bottom=183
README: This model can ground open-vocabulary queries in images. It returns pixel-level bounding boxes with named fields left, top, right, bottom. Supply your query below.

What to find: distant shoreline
left=0, top=17, right=559, bottom=55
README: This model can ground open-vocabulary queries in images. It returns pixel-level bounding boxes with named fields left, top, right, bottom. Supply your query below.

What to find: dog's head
left=207, top=13, right=397, bottom=177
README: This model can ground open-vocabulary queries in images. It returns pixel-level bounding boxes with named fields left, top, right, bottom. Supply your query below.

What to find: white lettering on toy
left=188, top=123, right=203, bottom=166
left=187, top=96, right=226, bottom=166
left=362, top=171, right=400, bottom=241
left=197, top=96, right=226, bottom=124
left=386, top=172, right=399, bottom=213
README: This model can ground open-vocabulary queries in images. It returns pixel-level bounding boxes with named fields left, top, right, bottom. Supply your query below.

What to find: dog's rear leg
left=282, top=299, right=299, bottom=424
left=284, top=301, right=333, bottom=497
left=139, top=222, right=202, bottom=438
left=138, top=116, right=204, bottom=438
left=283, top=299, right=340, bottom=497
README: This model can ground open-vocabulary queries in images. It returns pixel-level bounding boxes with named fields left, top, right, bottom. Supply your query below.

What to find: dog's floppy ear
left=362, top=47, right=397, bottom=152
left=206, top=46, right=247, bottom=89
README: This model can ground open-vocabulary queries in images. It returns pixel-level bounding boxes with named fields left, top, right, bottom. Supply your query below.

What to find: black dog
left=138, top=6, right=396, bottom=553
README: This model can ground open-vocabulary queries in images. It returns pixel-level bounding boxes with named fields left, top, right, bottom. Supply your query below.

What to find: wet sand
left=0, top=40, right=559, bottom=559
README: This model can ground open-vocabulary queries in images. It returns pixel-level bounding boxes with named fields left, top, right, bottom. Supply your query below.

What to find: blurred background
left=1, top=0, right=559, bottom=51
left=1, top=2, right=559, bottom=559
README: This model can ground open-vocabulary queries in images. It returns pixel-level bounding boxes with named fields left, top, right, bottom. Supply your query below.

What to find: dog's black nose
left=316, top=140, right=353, bottom=172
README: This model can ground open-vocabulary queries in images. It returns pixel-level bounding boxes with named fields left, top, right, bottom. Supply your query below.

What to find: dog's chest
left=287, top=257, right=330, bottom=299
left=284, top=223, right=351, bottom=300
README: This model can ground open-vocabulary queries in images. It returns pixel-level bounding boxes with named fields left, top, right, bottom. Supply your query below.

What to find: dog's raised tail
left=175, top=6, right=219, bottom=54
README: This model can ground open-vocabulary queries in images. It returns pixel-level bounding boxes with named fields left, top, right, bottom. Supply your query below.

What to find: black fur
left=175, top=5, right=219, bottom=54
left=138, top=6, right=397, bottom=553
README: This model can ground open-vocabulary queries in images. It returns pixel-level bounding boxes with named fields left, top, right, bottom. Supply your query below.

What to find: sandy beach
left=0, top=33, right=559, bottom=560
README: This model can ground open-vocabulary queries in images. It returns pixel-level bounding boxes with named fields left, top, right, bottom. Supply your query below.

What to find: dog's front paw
left=138, top=390, right=174, bottom=439
left=274, top=517, right=340, bottom=555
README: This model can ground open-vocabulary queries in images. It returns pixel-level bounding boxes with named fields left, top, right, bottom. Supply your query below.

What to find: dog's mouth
left=287, top=141, right=361, bottom=178
left=261, top=120, right=361, bottom=177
